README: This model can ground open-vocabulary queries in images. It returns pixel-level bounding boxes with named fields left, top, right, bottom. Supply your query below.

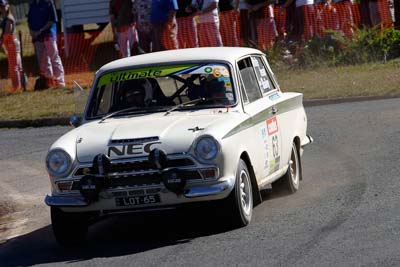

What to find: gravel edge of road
left=1, top=95, right=398, bottom=129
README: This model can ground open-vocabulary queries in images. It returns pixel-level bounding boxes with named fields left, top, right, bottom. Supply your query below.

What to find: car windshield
left=87, top=63, right=236, bottom=119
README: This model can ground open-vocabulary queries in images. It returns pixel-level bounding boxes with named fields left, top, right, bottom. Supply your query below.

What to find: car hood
left=75, top=110, right=241, bottom=163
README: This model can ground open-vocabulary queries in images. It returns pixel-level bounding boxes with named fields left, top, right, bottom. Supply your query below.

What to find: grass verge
left=0, top=61, right=399, bottom=121
left=276, top=60, right=400, bottom=99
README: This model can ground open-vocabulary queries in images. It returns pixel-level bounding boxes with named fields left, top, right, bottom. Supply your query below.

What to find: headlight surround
left=46, top=149, right=72, bottom=177
left=194, top=136, right=220, bottom=163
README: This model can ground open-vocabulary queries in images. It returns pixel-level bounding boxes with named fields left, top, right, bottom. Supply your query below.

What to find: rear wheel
left=272, top=142, right=301, bottom=194
left=223, top=159, right=253, bottom=227
left=51, top=207, right=89, bottom=247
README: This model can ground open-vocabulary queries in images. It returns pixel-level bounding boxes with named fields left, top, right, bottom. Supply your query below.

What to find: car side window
left=237, top=57, right=262, bottom=103
left=251, top=56, right=275, bottom=94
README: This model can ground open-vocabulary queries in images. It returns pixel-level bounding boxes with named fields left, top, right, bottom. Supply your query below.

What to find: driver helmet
left=121, top=79, right=153, bottom=107
left=205, top=78, right=226, bottom=98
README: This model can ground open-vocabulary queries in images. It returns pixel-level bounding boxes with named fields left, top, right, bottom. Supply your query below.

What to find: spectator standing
left=395, top=0, right=400, bottom=28
left=219, top=0, right=240, bottom=46
left=318, top=0, right=339, bottom=35
left=151, top=0, right=179, bottom=51
left=273, top=0, right=288, bottom=39
left=238, top=0, right=249, bottom=45
left=359, top=0, right=386, bottom=27
left=110, top=0, right=139, bottom=57
left=248, top=0, right=278, bottom=50
left=28, top=0, right=65, bottom=87
left=192, top=0, right=223, bottom=47
left=368, top=0, right=381, bottom=26
left=176, top=0, right=198, bottom=48
left=133, top=0, right=153, bottom=52
left=334, top=0, right=354, bottom=38
left=0, top=0, right=23, bottom=91
left=281, top=0, right=316, bottom=42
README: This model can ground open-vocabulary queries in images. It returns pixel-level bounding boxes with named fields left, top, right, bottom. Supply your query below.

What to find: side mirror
left=69, top=115, right=82, bottom=128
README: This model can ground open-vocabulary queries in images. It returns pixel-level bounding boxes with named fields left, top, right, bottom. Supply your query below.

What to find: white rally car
left=45, top=47, right=312, bottom=245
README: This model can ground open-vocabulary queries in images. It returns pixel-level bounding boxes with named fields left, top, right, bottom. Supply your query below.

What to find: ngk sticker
left=267, top=117, right=279, bottom=136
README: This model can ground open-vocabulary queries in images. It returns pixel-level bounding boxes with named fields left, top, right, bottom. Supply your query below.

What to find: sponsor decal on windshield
left=97, top=64, right=197, bottom=88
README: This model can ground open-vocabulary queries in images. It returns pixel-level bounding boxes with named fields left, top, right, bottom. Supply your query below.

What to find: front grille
left=71, top=155, right=214, bottom=189
left=71, top=171, right=203, bottom=189
left=74, top=158, right=195, bottom=177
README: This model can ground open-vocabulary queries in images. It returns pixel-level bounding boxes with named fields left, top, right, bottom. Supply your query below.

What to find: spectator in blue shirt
left=28, top=0, right=65, bottom=87
left=151, top=0, right=179, bottom=51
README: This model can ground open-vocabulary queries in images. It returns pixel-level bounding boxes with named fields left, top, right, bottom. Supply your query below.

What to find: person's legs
left=220, top=10, right=239, bottom=47
left=34, top=41, right=52, bottom=78
left=197, top=23, right=207, bottom=47
left=185, top=17, right=198, bottom=48
left=118, top=26, right=131, bottom=57
left=303, top=4, right=316, bottom=40
left=178, top=17, right=198, bottom=48
left=239, top=9, right=249, bottom=46
left=177, top=17, right=186, bottom=48
left=137, top=28, right=152, bottom=52
left=152, top=23, right=163, bottom=52
left=395, top=0, right=400, bottom=28
left=4, top=39, right=22, bottom=91
left=198, top=22, right=222, bottom=47
left=368, top=0, right=380, bottom=26
left=219, top=11, right=230, bottom=46
left=161, top=20, right=178, bottom=50
left=44, top=38, right=65, bottom=87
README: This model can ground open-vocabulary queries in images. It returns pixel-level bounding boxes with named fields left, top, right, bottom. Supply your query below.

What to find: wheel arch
left=239, top=151, right=262, bottom=206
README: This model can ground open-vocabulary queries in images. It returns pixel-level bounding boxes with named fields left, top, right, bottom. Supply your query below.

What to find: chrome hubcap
left=239, top=170, right=251, bottom=216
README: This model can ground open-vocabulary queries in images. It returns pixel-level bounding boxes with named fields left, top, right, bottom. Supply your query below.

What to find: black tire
left=272, top=141, right=301, bottom=194
left=222, top=159, right=253, bottom=227
left=51, top=207, right=89, bottom=247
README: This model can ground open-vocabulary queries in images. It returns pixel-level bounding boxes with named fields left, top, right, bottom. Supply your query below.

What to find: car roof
left=97, top=47, right=264, bottom=73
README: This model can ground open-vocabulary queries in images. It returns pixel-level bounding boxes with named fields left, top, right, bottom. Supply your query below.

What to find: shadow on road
left=0, top=206, right=234, bottom=266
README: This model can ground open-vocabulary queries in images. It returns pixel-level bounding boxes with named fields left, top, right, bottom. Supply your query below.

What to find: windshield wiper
left=163, top=98, right=206, bottom=116
left=164, top=97, right=231, bottom=116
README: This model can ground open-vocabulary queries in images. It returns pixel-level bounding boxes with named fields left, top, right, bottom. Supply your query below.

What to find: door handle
left=271, top=107, right=278, bottom=115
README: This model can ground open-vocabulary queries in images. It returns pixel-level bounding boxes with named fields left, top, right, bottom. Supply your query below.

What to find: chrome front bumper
left=301, top=135, right=314, bottom=148
left=45, top=178, right=235, bottom=209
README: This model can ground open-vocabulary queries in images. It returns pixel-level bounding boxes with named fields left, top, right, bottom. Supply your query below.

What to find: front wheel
left=272, top=141, right=301, bottom=194
left=51, top=207, right=89, bottom=247
left=222, top=159, right=253, bottom=227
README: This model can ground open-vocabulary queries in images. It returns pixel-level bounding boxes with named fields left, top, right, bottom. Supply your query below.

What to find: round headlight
left=46, top=149, right=72, bottom=177
left=194, top=136, right=220, bottom=162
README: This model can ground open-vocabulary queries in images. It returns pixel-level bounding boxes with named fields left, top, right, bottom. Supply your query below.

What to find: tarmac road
left=0, top=98, right=399, bottom=266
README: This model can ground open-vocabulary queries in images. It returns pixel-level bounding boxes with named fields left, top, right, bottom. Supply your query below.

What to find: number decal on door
left=272, top=135, right=279, bottom=158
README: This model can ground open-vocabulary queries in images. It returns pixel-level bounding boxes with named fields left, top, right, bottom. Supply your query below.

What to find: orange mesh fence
left=0, top=0, right=396, bottom=92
